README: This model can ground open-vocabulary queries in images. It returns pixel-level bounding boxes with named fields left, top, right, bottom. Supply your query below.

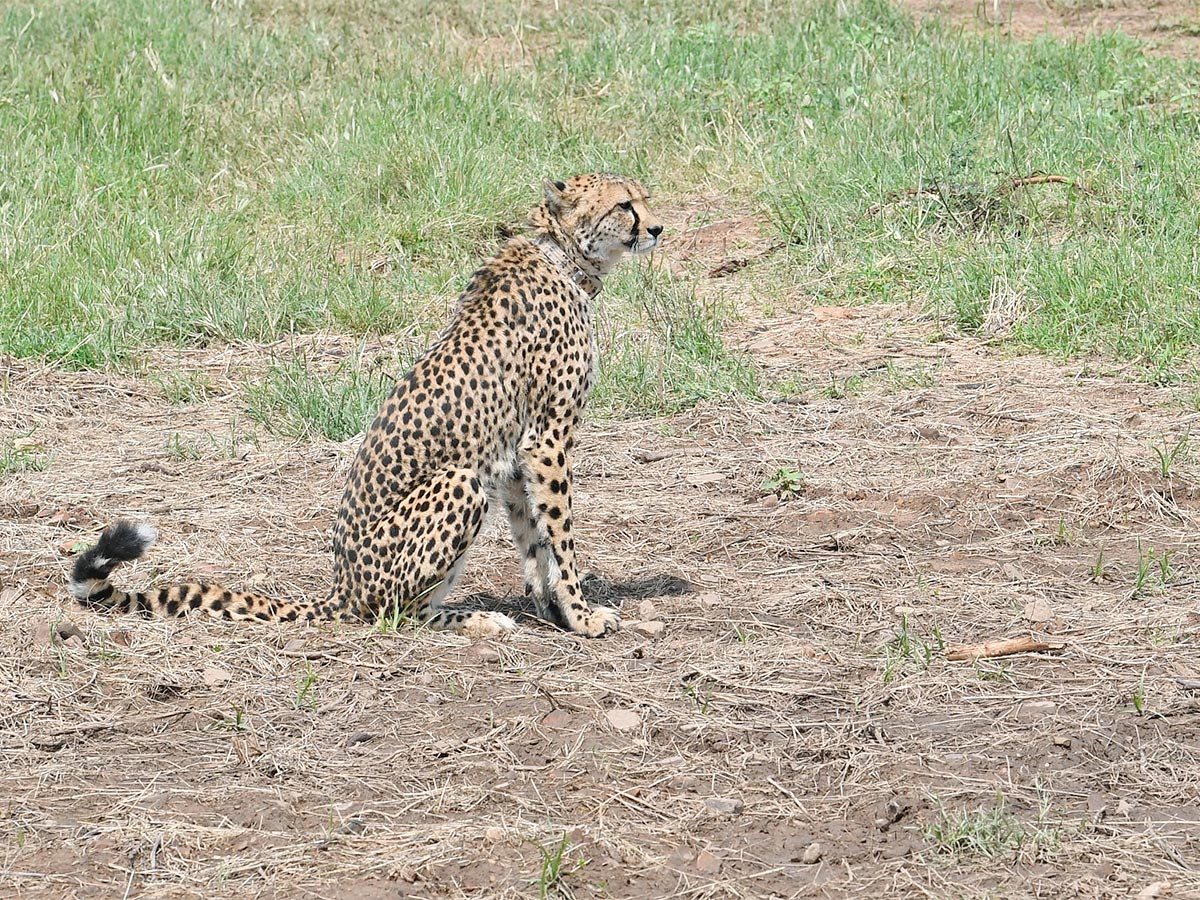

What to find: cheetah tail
left=69, top=520, right=326, bottom=623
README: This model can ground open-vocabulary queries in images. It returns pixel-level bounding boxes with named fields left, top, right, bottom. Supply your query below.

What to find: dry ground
left=3, top=203, right=1199, bottom=900
left=904, top=0, right=1200, bottom=57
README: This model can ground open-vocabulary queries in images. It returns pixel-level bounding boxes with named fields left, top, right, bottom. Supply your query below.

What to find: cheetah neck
left=533, top=234, right=602, bottom=300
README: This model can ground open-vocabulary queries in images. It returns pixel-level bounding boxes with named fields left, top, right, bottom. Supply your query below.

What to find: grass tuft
left=245, top=350, right=394, bottom=442
left=593, top=266, right=758, bottom=417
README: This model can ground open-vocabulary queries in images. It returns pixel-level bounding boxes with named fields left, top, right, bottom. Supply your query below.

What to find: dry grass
left=4, top=224, right=1200, bottom=896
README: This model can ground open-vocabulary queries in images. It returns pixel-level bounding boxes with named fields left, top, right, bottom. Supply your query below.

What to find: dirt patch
left=902, top=0, right=1200, bottom=58
left=3, top=292, right=1199, bottom=898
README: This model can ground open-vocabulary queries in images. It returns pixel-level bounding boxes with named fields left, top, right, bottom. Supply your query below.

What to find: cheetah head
left=534, top=173, right=664, bottom=274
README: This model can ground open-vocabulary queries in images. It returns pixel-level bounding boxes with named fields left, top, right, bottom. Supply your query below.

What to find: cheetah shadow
left=456, top=572, right=693, bottom=630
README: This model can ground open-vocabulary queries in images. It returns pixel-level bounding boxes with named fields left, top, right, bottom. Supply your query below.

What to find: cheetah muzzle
left=70, top=173, right=665, bottom=639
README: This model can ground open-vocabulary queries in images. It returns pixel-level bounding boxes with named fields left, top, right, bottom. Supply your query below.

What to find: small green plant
left=374, top=602, right=411, bottom=634
left=1036, top=519, right=1073, bottom=547
left=166, top=433, right=203, bottom=461
left=533, top=833, right=572, bottom=900
left=974, top=661, right=1015, bottom=684
left=215, top=707, right=250, bottom=732
left=1132, top=541, right=1175, bottom=598
left=1150, top=429, right=1190, bottom=480
left=924, top=796, right=1027, bottom=859
left=681, top=679, right=713, bottom=714
left=154, top=372, right=217, bottom=405
left=732, top=625, right=759, bottom=644
left=881, top=616, right=944, bottom=683
left=1090, top=548, right=1107, bottom=583
left=0, top=435, right=49, bottom=477
left=883, top=359, right=938, bottom=391
left=295, top=665, right=319, bottom=708
left=822, top=373, right=863, bottom=400
left=762, top=466, right=805, bottom=500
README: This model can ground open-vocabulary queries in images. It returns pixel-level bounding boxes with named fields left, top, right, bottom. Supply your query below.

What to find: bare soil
left=902, top=0, right=1200, bottom=58
left=3, top=204, right=1199, bottom=899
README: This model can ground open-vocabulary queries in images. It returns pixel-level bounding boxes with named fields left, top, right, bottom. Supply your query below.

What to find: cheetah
left=70, top=173, right=664, bottom=638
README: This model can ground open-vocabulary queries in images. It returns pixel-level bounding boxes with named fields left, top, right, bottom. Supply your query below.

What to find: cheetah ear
left=543, top=179, right=568, bottom=209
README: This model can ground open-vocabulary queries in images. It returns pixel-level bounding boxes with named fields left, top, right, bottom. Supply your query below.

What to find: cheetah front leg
left=518, top=442, right=619, bottom=638
left=502, top=477, right=560, bottom=626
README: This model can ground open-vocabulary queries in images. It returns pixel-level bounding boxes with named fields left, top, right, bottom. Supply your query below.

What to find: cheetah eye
left=618, top=201, right=633, bottom=212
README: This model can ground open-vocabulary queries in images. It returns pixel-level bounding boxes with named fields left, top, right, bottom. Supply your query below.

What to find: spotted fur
left=70, top=173, right=664, bottom=638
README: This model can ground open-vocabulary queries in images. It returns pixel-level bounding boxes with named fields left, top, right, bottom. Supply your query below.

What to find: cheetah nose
left=647, top=225, right=663, bottom=238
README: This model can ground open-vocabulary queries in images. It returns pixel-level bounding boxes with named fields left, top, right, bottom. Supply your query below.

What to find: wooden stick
left=945, top=636, right=1065, bottom=662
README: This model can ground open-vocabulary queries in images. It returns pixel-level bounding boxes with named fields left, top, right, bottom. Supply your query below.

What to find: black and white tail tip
left=69, top=520, right=157, bottom=604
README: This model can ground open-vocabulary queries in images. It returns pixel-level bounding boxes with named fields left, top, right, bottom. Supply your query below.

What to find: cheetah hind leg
left=373, top=467, right=516, bottom=638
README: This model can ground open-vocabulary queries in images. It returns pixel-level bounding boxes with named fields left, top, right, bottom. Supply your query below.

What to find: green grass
left=245, top=350, right=394, bottom=441
left=3, top=0, right=1200, bottom=394
left=924, top=795, right=1061, bottom=861
left=592, top=266, right=759, bottom=416
left=0, top=435, right=49, bottom=477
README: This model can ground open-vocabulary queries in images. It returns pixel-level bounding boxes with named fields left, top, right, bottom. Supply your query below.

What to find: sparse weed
left=681, top=679, right=713, bottom=714
left=883, top=360, right=938, bottom=391
left=881, top=616, right=944, bottom=683
left=1150, top=429, right=1190, bottom=480
left=821, top=373, right=864, bottom=400
left=532, top=833, right=573, bottom=900
left=154, top=371, right=217, bottom=405
left=1131, top=541, right=1174, bottom=598
left=924, top=796, right=1028, bottom=859
left=295, top=665, right=319, bottom=709
left=762, top=466, right=805, bottom=501
left=0, top=435, right=49, bottom=478
left=166, top=433, right=203, bottom=461
left=1090, top=548, right=1107, bottom=583
left=1035, top=519, right=1073, bottom=548
left=732, top=624, right=759, bottom=644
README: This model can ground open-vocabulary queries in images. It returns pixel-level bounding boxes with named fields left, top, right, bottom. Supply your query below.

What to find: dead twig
left=945, top=636, right=1066, bottom=662
left=995, top=173, right=1094, bottom=197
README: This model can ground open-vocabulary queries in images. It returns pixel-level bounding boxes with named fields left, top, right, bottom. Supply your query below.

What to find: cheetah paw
left=462, top=612, right=519, bottom=639
left=576, top=605, right=620, bottom=638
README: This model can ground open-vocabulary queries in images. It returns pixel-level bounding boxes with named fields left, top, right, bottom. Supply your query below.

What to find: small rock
left=467, top=645, right=500, bottom=663
left=802, top=842, right=823, bottom=864
left=686, top=472, right=726, bottom=486
left=203, top=666, right=232, bottom=686
left=541, top=709, right=573, bottom=730
left=283, top=638, right=307, bottom=653
left=34, top=622, right=87, bottom=647
left=605, top=709, right=642, bottom=732
left=1023, top=598, right=1052, bottom=624
left=633, top=621, right=665, bottom=638
left=344, top=732, right=376, bottom=748
left=760, top=494, right=779, bottom=509
left=1018, top=700, right=1057, bottom=720
left=703, top=797, right=743, bottom=816
left=695, top=592, right=719, bottom=610
left=107, top=630, right=133, bottom=648
left=637, top=599, right=657, bottom=619
left=694, top=849, right=721, bottom=875
left=1138, top=881, right=1171, bottom=899
left=484, top=826, right=504, bottom=843
left=1115, top=798, right=1134, bottom=817
left=1052, top=734, right=1072, bottom=749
